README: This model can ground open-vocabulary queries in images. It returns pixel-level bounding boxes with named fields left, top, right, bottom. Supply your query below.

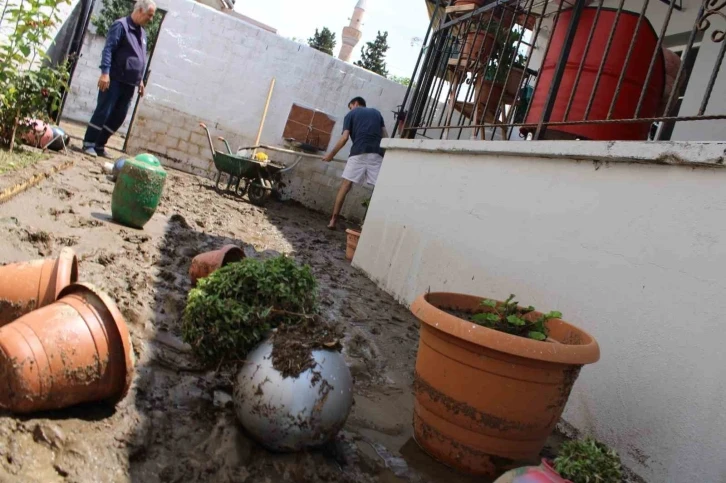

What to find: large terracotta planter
left=0, top=283, right=134, bottom=414
left=410, top=293, right=599, bottom=476
left=0, top=247, right=78, bottom=327
left=189, top=244, right=245, bottom=286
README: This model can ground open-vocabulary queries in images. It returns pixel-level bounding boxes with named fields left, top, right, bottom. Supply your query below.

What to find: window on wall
left=282, top=104, right=336, bottom=151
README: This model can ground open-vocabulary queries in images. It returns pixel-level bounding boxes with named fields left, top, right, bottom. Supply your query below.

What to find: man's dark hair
left=349, top=97, right=367, bottom=107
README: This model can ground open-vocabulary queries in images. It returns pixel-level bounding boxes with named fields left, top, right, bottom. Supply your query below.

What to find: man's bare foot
left=327, top=216, right=338, bottom=230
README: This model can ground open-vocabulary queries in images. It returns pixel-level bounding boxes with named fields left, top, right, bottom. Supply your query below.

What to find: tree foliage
left=307, top=27, right=336, bottom=56
left=388, top=75, right=410, bottom=86
left=92, top=0, right=162, bottom=53
left=355, top=30, right=389, bottom=77
left=0, top=0, right=71, bottom=148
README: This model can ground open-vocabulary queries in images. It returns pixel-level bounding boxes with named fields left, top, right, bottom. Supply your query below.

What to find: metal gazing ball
left=234, top=339, right=353, bottom=452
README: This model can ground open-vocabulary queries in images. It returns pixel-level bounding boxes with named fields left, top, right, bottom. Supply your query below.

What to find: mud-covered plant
left=554, top=438, right=623, bottom=483
left=472, top=294, right=561, bottom=341
left=182, top=255, right=318, bottom=367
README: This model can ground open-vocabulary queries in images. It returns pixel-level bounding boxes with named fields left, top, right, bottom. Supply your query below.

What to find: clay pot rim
left=53, top=247, right=79, bottom=301
left=345, top=229, right=361, bottom=236
left=411, top=292, right=600, bottom=365
left=218, top=244, right=244, bottom=265
left=58, top=283, right=134, bottom=402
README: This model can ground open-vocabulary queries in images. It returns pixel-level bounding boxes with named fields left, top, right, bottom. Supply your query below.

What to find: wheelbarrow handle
left=217, top=136, right=232, bottom=155
left=199, top=122, right=216, bottom=158
left=278, top=155, right=305, bottom=175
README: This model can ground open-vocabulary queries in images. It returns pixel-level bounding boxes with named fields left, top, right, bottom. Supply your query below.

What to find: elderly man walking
left=82, top=0, right=156, bottom=157
left=322, top=97, right=387, bottom=229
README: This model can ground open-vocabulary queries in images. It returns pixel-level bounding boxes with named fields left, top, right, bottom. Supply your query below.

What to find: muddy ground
left=0, top=155, right=492, bottom=483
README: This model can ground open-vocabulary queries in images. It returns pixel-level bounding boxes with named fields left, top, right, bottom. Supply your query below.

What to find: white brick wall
left=119, top=0, right=405, bottom=221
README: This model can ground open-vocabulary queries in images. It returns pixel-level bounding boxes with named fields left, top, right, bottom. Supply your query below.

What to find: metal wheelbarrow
left=199, top=123, right=304, bottom=206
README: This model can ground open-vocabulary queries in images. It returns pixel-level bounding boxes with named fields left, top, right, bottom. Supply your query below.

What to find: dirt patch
left=271, top=315, right=344, bottom=379
left=23, top=228, right=52, bottom=246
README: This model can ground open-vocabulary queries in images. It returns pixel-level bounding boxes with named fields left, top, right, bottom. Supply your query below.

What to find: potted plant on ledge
left=410, top=293, right=600, bottom=477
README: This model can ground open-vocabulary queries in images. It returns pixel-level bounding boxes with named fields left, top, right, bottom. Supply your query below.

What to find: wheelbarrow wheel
left=272, top=180, right=286, bottom=201
left=236, top=179, right=249, bottom=198
left=215, top=171, right=225, bottom=192
left=248, top=179, right=271, bottom=206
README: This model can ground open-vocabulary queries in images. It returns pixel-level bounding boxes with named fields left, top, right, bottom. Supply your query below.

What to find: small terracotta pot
left=0, top=283, right=134, bottom=414
left=505, top=65, right=526, bottom=98
left=477, top=80, right=506, bottom=120
left=460, top=30, right=497, bottom=64
left=0, top=247, right=78, bottom=327
left=189, top=244, right=245, bottom=286
left=411, top=293, right=599, bottom=476
left=345, top=229, right=361, bottom=262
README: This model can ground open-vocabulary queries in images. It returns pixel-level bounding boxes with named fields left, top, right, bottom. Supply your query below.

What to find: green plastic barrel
left=111, top=154, right=167, bottom=229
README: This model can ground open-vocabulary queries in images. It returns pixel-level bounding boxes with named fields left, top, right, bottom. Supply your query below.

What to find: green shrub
left=554, top=438, right=623, bottom=483
left=182, top=255, right=318, bottom=366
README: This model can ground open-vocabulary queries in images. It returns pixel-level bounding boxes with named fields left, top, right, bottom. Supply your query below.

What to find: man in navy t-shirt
left=323, top=97, right=387, bottom=229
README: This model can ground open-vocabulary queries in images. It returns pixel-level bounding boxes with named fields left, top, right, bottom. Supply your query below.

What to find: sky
left=234, top=0, right=431, bottom=78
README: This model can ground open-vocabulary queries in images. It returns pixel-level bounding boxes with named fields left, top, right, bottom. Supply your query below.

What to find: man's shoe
left=95, top=147, right=110, bottom=158
left=83, top=146, right=97, bottom=157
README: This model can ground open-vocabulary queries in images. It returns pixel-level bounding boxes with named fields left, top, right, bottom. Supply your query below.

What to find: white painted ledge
left=381, top=139, right=726, bottom=168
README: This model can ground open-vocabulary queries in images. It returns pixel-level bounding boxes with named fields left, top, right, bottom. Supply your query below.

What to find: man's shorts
left=342, top=153, right=383, bottom=186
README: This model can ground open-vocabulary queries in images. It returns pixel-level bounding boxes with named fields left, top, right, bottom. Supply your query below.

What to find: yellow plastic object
left=254, top=152, right=269, bottom=162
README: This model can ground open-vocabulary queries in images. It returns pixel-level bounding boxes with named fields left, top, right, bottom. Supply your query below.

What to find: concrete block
left=162, top=136, right=179, bottom=149
left=190, top=132, right=208, bottom=146
left=167, top=148, right=188, bottom=161
left=177, top=139, right=191, bottom=153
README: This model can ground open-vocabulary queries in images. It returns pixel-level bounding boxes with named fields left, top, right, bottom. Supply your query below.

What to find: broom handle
left=254, top=78, right=276, bottom=154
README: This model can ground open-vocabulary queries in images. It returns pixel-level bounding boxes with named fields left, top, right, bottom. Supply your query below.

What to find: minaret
left=339, top=0, right=366, bottom=62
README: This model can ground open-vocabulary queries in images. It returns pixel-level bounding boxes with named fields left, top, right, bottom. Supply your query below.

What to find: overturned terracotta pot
left=411, top=293, right=600, bottom=476
left=189, top=244, right=244, bottom=286
left=0, top=283, right=134, bottom=414
left=0, top=247, right=78, bottom=327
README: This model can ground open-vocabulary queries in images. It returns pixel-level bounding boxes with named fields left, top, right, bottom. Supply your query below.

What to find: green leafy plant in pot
left=473, top=294, right=561, bottom=341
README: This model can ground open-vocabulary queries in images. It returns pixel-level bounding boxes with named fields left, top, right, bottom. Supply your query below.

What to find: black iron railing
left=394, top=0, right=726, bottom=141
